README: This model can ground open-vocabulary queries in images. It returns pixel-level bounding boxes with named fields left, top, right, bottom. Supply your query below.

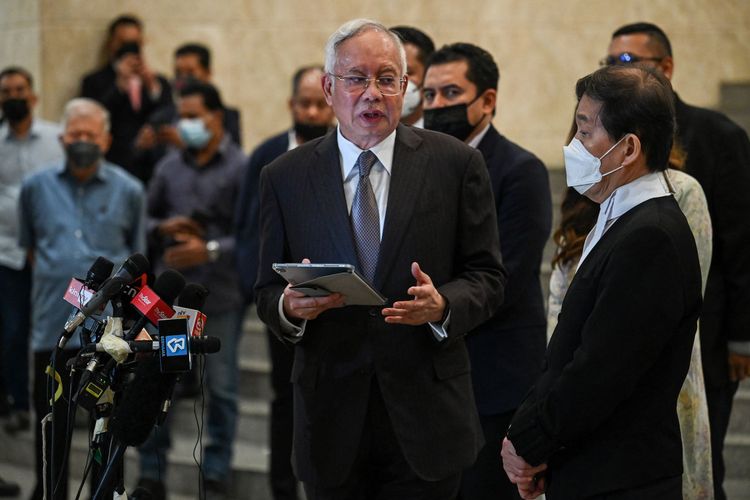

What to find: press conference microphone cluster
left=59, top=253, right=149, bottom=348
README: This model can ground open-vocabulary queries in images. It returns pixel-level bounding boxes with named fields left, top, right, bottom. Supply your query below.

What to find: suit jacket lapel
left=309, top=132, right=359, bottom=264
left=476, top=124, right=499, bottom=164
left=376, top=124, right=428, bottom=288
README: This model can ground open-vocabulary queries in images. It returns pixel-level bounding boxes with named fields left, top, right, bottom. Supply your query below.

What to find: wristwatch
left=206, top=240, right=220, bottom=262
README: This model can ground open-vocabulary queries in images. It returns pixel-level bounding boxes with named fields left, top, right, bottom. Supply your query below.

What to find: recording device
left=60, top=253, right=150, bottom=347
left=60, top=257, right=115, bottom=346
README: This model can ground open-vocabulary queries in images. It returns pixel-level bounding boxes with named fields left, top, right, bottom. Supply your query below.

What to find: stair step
left=0, top=422, right=272, bottom=498
left=170, top=397, right=269, bottom=445
left=723, top=433, right=750, bottom=479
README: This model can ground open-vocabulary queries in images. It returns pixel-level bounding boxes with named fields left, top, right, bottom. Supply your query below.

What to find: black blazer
left=254, top=125, right=507, bottom=486
left=80, top=65, right=173, bottom=181
left=508, top=195, right=702, bottom=499
left=467, top=126, right=551, bottom=415
left=235, top=130, right=289, bottom=301
left=674, top=95, right=750, bottom=388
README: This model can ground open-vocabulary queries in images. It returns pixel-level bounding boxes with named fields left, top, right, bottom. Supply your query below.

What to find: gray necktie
left=351, top=150, right=380, bottom=282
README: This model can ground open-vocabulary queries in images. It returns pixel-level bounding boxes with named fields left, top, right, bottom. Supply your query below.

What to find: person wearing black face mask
left=0, top=67, right=63, bottom=449
left=233, top=64, right=335, bottom=500
left=423, top=43, right=553, bottom=500
left=19, top=97, right=145, bottom=500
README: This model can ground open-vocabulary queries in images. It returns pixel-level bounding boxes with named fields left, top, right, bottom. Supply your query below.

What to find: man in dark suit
left=253, top=19, right=506, bottom=499
left=80, top=14, right=172, bottom=183
left=235, top=65, right=335, bottom=500
left=604, top=23, right=750, bottom=499
left=422, top=42, right=552, bottom=500
left=502, top=65, right=702, bottom=499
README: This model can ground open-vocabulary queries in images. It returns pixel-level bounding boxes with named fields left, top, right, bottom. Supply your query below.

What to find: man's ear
left=621, top=133, right=642, bottom=167
left=480, top=88, right=497, bottom=116
left=659, top=56, right=674, bottom=80
left=322, top=73, right=334, bottom=105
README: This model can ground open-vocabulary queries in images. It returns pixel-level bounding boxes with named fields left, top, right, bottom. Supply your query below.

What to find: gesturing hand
left=381, top=262, right=446, bottom=325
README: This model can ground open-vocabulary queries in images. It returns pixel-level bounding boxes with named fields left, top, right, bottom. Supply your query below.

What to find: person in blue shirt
left=19, top=97, right=146, bottom=500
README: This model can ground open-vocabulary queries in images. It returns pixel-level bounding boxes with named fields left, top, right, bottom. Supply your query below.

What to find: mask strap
left=599, top=134, right=628, bottom=160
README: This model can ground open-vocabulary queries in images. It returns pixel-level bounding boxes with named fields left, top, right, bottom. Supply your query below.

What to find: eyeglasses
left=599, top=52, right=664, bottom=67
left=329, top=74, right=405, bottom=96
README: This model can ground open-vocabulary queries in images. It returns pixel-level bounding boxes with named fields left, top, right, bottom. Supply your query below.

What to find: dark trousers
left=458, top=409, right=520, bottom=500
left=267, top=329, right=299, bottom=500
left=31, top=349, right=78, bottom=500
left=0, top=264, right=31, bottom=411
left=706, top=380, right=740, bottom=500
left=580, top=474, right=682, bottom=500
left=303, top=379, right=460, bottom=500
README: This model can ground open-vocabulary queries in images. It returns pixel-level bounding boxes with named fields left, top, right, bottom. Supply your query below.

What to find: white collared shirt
left=579, top=172, right=672, bottom=266
left=286, top=129, right=300, bottom=152
left=467, top=123, right=491, bottom=150
left=337, top=126, right=395, bottom=238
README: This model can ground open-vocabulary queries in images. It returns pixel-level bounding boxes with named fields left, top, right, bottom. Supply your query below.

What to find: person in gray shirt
left=0, top=67, right=63, bottom=442
left=138, top=81, right=246, bottom=500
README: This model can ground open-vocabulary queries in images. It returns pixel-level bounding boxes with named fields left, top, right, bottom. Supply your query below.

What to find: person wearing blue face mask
left=138, top=81, right=247, bottom=500
left=502, top=65, right=702, bottom=500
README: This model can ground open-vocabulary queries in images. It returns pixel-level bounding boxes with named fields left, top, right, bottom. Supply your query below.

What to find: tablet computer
left=272, top=263, right=386, bottom=306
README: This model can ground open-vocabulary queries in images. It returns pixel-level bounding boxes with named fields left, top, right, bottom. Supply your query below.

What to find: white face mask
left=563, top=136, right=627, bottom=194
left=401, top=80, right=421, bottom=117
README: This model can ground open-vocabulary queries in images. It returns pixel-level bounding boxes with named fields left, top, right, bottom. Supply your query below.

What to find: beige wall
left=2, top=0, right=749, bottom=166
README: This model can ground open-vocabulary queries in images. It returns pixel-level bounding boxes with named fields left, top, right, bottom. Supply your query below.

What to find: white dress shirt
left=579, top=171, right=672, bottom=266
left=279, top=126, right=449, bottom=339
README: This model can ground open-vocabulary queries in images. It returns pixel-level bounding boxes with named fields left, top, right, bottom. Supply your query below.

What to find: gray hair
left=324, top=18, right=407, bottom=77
left=61, top=98, right=111, bottom=133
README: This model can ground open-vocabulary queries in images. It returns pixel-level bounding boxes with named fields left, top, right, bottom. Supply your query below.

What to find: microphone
left=85, top=336, right=221, bottom=354
left=172, top=283, right=209, bottom=337
left=124, top=269, right=186, bottom=341
left=86, top=256, right=116, bottom=289
left=93, top=355, right=172, bottom=499
left=60, top=253, right=150, bottom=347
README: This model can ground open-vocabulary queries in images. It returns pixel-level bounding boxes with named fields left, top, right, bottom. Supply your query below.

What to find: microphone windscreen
left=152, top=270, right=186, bottom=306
left=86, top=257, right=115, bottom=289
left=191, top=336, right=220, bottom=354
left=121, top=253, right=150, bottom=280
left=109, top=357, right=174, bottom=446
left=177, top=283, right=209, bottom=310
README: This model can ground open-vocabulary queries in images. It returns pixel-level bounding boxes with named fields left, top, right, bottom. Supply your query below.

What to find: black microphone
left=61, top=253, right=150, bottom=346
left=86, top=256, right=115, bottom=289
left=177, top=282, right=209, bottom=309
left=124, top=269, right=186, bottom=341
left=85, top=336, right=221, bottom=354
left=93, top=356, right=173, bottom=499
left=60, top=257, right=115, bottom=347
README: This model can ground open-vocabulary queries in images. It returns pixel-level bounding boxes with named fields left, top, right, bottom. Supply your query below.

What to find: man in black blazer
left=235, top=65, right=334, bottom=500
left=253, top=19, right=506, bottom=499
left=502, top=65, right=702, bottom=499
left=80, top=14, right=172, bottom=184
left=604, top=23, right=750, bottom=500
left=422, top=43, right=551, bottom=500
